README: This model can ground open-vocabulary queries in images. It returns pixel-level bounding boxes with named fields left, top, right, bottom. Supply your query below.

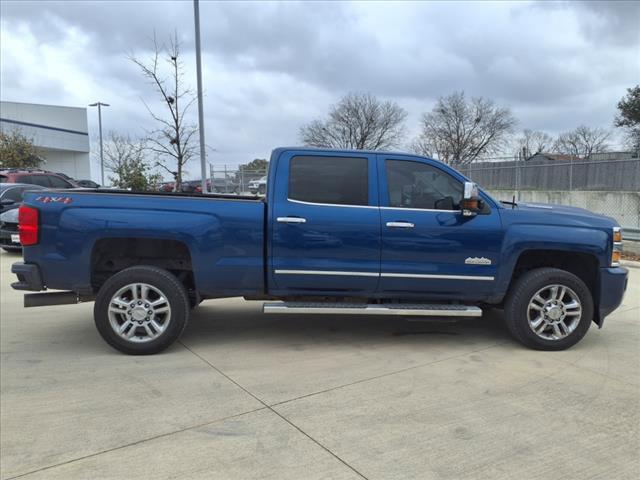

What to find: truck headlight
left=612, top=227, right=622, bottom=266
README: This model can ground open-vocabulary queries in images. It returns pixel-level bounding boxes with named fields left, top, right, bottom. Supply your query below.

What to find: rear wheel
left=504, top=267, right=593, bottom=351
left=94, top=266, right=190, bottom=355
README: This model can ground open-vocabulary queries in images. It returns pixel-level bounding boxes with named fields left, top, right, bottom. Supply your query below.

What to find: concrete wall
left=0, top=101, right=88, bottom=133
left=40, top=149, right=92, bottom=180
left=1, top=122, right=90, bottom=154
left=486, top=189, right=640, bottom=229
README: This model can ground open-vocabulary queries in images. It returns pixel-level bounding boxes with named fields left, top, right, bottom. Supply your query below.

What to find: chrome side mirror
left=461, top=181, right=480, bottom=217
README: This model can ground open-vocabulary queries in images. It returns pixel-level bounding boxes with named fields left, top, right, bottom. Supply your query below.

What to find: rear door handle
left=386, top=221, right=414, bottom=228
left=277, top=216, right=307, bottom=224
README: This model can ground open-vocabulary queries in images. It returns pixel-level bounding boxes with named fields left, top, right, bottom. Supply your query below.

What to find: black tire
left=504, top=267, right=593, bottom=351
left=94, top=266, right=190, bottom=355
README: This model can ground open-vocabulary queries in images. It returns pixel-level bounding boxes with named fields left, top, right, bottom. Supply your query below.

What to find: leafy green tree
left=103, top=131, right=162, bottom=191
left=615, top=85, right=640, bottom=151
left=0, top=130, right=44, bottom=169
left=239, top=158, right=268, bottom=174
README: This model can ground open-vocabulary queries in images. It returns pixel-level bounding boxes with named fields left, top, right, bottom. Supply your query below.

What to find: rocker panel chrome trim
left=274, top=270, right=494, bottom=281
left=263, top=302, right=483, bottom=317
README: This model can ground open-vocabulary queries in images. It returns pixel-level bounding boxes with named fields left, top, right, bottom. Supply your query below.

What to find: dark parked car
left=76, top=179, right=101, bottom=188
left=0, top=169, right=79, bottom=189
left=0, top=183, right=46, bottom=251
left=0, top=208, right=21, bottom=252
left=0, top=183, right=46, bottom=213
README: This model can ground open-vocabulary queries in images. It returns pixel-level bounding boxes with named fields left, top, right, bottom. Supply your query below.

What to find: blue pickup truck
left=11, top=147, right=628, bottom=354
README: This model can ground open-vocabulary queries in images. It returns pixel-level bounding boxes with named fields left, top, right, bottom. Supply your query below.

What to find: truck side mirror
left=461, top=181, right=480, bottom=217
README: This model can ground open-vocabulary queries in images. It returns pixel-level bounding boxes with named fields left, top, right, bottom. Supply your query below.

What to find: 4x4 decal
left=35, top=196, right=73, bottom=204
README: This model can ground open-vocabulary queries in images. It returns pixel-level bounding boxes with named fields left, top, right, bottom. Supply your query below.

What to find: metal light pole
left=89, top=102, right=109, bottom=186
left=193, top=0, right=208, bottom=193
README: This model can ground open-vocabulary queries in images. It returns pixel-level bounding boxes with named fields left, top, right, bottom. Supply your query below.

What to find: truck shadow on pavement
left=178, top=301, right=513, bottom=351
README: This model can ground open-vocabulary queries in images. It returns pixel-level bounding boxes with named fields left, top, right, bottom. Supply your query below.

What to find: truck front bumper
left=11, top=262, right=44, bottom=291
left=596, top=266, right=628, bottom=327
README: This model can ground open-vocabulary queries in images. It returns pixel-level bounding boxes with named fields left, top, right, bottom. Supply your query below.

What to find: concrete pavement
left=1, top=250, right=638, bottom=479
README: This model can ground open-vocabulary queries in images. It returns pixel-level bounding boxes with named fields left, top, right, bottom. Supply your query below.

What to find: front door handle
left=277, top=216, right=307, bottom=224
left=386, top=221, right=414, bottom=228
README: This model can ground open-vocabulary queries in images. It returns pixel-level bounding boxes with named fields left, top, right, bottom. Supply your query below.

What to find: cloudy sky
left=1, top=0, right=639, bottom=177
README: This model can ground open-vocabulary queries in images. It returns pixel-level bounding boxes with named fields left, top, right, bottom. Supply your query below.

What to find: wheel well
left=511, top=250, right=598, bottom=296
left=91, top=238, right=194, bottom=293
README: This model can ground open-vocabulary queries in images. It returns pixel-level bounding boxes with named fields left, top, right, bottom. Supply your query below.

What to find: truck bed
left=21, top=188, right=267, bottom=296
left=82, top=188, right=264, bottom=202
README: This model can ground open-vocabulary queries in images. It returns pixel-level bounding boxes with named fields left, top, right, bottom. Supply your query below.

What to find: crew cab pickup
left=10, top=147, right=628, bottom=354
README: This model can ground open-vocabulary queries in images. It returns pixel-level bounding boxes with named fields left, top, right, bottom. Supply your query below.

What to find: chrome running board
left=263, top=302, right=482, bottom=317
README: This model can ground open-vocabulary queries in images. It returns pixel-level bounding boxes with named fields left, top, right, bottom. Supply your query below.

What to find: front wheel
left=504, top=267, right=593, bottom=351
left=94, top=266, right=190, bottom=355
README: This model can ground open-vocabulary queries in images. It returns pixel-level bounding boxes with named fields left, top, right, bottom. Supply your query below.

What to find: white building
left=0, top=101, right=93, bottom=181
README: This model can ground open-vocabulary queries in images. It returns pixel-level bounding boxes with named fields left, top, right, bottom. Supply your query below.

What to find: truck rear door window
left=289, top=155, right=368, bottom=206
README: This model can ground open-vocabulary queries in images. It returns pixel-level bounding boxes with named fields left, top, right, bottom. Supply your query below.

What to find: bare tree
left=412, top=91, right=517, bottom=166
left=130, top=33, right=198, bottom=191
left=553, top=125, right=611, bottom=158
left=515, top=129, right=554, bottom=159
left=299, top=92, right=407, bottom=150
left=103, top=131, right=162, bottom=191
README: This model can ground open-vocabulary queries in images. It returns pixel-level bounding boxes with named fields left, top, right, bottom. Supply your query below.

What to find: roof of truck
left=271, top=146, right=436, bottom=160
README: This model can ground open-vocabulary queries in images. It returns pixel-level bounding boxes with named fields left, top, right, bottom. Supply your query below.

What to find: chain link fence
left=458, top=154, right=640, bottom=192
left=459, top=152, right=640, bottom=238
left=205, top=167, right=268, bottom=194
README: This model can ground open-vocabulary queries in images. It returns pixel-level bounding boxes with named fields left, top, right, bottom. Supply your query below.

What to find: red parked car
left=158, top=181, right=175, bottom=192
left=0, top=169, right=79, bottom=189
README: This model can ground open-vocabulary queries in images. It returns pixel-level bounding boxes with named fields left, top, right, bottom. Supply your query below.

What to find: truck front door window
left=386, top=160, right=462, bottom=210
left=289, top=155, right=368, bottom=206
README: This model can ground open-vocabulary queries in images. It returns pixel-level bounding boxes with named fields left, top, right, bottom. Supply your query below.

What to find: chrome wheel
left=527, top=284, right=582, bottom=340
left=107, top=283, right=171, bottom=343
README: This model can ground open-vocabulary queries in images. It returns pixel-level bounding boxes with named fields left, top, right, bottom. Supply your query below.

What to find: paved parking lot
left=1, top=249, right=639, bottom=479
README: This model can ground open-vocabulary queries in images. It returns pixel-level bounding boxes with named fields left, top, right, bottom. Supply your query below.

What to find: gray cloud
left=540, top=0, right=640, bottom=46
left=1, top=0, right=638, bottom=172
